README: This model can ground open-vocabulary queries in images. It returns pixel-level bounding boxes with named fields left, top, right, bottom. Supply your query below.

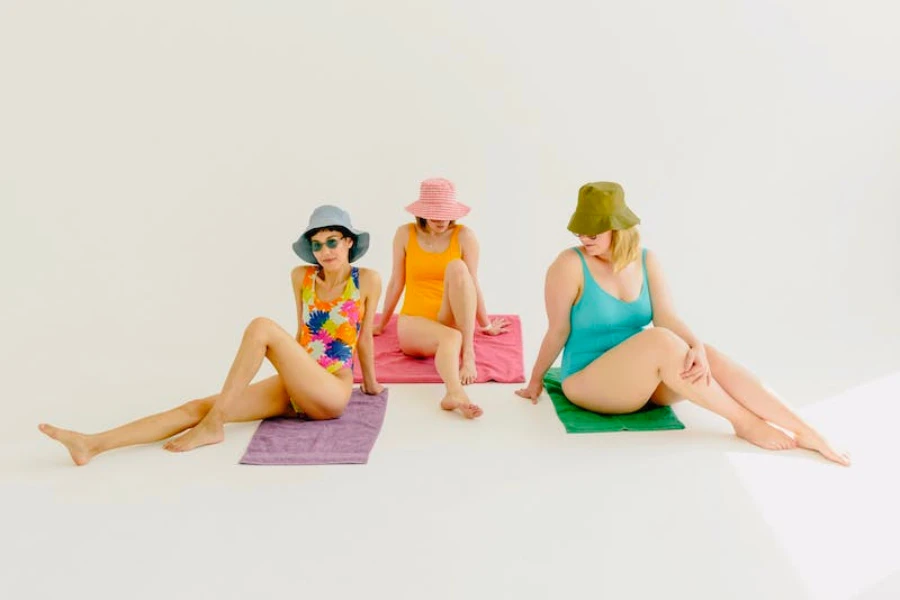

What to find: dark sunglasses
left=310, top=237, right=343, bottom=252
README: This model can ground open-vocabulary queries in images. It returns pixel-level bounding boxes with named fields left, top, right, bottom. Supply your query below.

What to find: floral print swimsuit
left=298, top=266, right=362, bottom=373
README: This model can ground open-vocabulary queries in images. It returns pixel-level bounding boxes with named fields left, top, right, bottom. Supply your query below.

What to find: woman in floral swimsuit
left=38, top=205, right=383, bottom=465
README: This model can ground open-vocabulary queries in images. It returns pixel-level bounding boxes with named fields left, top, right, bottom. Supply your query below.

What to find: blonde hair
left=609, top=227, right=641, bottom=272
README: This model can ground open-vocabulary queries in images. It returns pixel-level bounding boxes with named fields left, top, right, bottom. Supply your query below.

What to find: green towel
left=543, top=367, right=685, bottom=433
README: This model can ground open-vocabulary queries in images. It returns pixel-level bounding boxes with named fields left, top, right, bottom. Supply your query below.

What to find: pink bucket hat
left=404, top=178, right=471, bottom=221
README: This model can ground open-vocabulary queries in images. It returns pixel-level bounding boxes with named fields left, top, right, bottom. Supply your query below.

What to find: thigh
left=397, top=315, right=457, bottom=357
left=561, top=328, right=677, bottom=414
left=256, top=319, right=354, bottom=418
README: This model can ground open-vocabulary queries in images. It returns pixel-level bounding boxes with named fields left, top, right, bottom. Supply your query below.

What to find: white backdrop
left=3, top=0, right=899, bottom=435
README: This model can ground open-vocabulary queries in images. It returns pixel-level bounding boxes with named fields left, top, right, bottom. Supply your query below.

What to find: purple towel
left=239, top=387, right=389, bottom=465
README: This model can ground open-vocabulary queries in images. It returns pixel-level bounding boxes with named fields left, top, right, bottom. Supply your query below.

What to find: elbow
left=387, top=277, right=404, bottom=297
left=652, top=312, right=676, bottom=328
left=357, top=333, right=372, bottom=350
left=546, top=327, right=570, bottom=345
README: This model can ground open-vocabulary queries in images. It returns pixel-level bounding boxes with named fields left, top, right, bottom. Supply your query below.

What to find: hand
left=361, top=380, right=385, bottom=395
left=681, top=345, right=711, bottom=386
left=372, top=323, right=385, bottom=336
left=480, top=317, right=510, bottom=336
left=515, top=381, right=543, bottom=404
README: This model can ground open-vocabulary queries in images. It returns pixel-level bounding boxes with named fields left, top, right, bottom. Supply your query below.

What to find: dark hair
left=416, top=217, right=457, bottom=228
left=305, top=225, right=354, bottom=241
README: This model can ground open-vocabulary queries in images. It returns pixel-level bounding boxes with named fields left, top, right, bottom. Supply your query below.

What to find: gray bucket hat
left=292, top=205, right=370, bottom=264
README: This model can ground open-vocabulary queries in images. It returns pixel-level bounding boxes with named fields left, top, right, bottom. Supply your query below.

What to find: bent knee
left=444, top=259, right=472, bottom=283
left=644, top=327, right=688, bottom=356
left=245, top=316, right=277, bottom=340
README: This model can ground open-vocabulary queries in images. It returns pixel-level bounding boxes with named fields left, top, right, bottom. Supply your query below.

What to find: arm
left=375, top=226, right=408, bottom=333
left=645, top=249, right=711, bottom=384
left=291, top=266, right=307, bottom=341
left=516, top=251, right=581, bottom=403
left=645, top=249, right=702, bottom=348
left=357, top=268, right=383, bottom=393
left=458, top=227, right=492, bottom=330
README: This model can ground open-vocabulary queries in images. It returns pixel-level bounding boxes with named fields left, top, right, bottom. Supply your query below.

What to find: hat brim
left=292, top=229, right=370, bottom=265
left=567, top=209, right=641, bottom=236
left=404, top=200, right=471, bottom=221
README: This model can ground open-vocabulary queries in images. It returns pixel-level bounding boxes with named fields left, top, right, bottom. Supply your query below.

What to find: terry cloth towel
left=353, top=314, right=525, bottom=383
left=239, top=387, right=388, bottom=465
left=543, top=367, right=685, bottom=433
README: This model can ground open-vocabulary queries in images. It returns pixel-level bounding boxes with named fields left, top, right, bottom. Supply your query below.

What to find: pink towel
left=353, top=314, right=525, bottom=384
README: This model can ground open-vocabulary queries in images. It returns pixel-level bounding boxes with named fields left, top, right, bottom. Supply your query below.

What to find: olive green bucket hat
left=567, top=182, right=640, bottom=235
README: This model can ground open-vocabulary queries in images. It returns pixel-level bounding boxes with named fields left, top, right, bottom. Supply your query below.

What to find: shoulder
left=642, top=247, right=660, bottom=271
left=394, top=224, right=412, bottom=242
left=456, top=225, right=477, bottom=251
left=291, top=265, right=313, bottom=284
left=545, top=248, right=582, bottom=285
left=357, top=267, right=382, bottom=292
left=551, top=247, right=582, bottom=272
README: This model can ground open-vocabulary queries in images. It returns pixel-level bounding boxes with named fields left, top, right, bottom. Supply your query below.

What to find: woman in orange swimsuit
left=39, top=205, right=383, bottom=465
left=376, top=178, right=508, bottom=419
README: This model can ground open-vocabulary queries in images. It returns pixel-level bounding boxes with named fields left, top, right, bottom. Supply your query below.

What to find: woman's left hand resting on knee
left=681, top=344, right=711, bottom=385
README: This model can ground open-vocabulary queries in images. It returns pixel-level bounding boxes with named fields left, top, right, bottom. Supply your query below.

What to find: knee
left=645, top=327, right=689, bottom=361
left=444, top=259, right=472, bottom=285
left=245, top=316, right=276, bottom=342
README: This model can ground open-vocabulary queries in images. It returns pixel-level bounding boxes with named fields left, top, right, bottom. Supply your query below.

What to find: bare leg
left=563, top=328, right=797, bottom=451
left=705, top=345, right=850, bottom=465
left=437, top=259, right=478, bottom=385
left=397, top=315, right=483, bottom=419
left=38, top=375, right=292, bottom=466
left=165, top=317, right=351, bottom=451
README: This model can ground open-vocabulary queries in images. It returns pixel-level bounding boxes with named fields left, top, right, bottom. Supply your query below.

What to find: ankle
left=84, top=434, right=104, bottom=454
left=730, top=414, right=762, bottom=431
left=203, top=410, right=226, bottom=426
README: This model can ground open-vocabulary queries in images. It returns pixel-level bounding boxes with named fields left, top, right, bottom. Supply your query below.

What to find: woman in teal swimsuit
left=517, top=182, right=850, bottom=466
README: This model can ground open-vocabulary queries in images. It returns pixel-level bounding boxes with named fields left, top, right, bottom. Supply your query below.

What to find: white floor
left=4, top=344, right=900, bottom=600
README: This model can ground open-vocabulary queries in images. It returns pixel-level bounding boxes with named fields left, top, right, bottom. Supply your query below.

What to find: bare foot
left=38, top=423, right=97, bottom=466
left=459, top=354, right=477, bottom=386
left=163, top=417, right=224, bottom=452
left=440, top=390, right=483, bottom=419
left=734, top=418, right=797, bottom=451
left=795, top=428, right=851, bottom=466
